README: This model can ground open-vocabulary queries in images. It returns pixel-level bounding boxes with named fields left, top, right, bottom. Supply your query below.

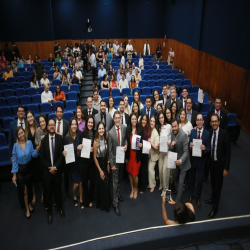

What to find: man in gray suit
left=94, top=100, right=114, bottom=132
left=108, top=111, right=127, bottom=216
left=165, top=87, right=183, bottom=114
left=169, top=119, right=191, bottom=201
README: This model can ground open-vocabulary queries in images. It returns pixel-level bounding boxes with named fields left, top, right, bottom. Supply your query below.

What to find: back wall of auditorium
left=1, top=0, right=250, bottom=131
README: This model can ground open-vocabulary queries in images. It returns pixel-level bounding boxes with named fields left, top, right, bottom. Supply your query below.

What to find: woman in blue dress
left=63, top=117, right=82, bottom=208
left=12, top=127, right=40, bottom=219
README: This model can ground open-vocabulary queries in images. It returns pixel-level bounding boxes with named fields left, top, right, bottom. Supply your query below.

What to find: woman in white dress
left=178, top=108, right=193, bottom=137
left=122, top=94, right=131, bottom=115
left=168, top=46, right=175, bottom=68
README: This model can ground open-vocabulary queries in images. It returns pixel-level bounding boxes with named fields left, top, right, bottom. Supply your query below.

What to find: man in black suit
left=165, top=87, right=183, bottom=114
left=119, top=99, right=130, bottom=126
left=205, top=96, right=228, bottom=130
left=83, top=96, right=98, bottom=119
left=55, top=105, right=70, bottom=197
left=186, top=97, right=199, bottom=128
left=40, top=118, right=65, bottom=224
left=182, top=87, right=203, bottom=112
left=162, top=84, right=170, bottom=105
left=205, top=113, right=231, bottom=218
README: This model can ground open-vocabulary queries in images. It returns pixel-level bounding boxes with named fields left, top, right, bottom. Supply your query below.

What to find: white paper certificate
left=156, top=100, right=163, bottom=107
left=168, top=151, right=177, bottom=169
left=132, top=135, right=141, bottom=150
left=64, top=144, right=75, bottom=164
left=198, top=88, right=204, bottom=103
left=116, top=146, right=125, bottom=163
left=142, top=140, right=151, bottom=154
left=192, top=139, right=202, bottom=157
left=159, top=136, right=168, bottom=153
left=81, top=138, right=91, bottom=158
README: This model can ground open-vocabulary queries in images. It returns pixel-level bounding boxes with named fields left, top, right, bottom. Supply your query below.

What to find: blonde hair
left=178, top=108, right=188, bottom=125
left=25, top=111, right=38, bottom=140
left=16, top=127, right=28, bottom=147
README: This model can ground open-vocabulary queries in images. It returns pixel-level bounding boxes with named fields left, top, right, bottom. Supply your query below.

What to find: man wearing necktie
left=83, top=96, right=98, bottom=119
left=205, top=113, right=231, bottom=218
left=119, top=99, right=130, bottom=127
left=189, top=114, right=211, bottom=210
left=40, top=119, right=64, bottom=224
left=108, top=111, right=127, bottom=216
left=8, top=105, right=26, bottom=163
left=140, top=96, right=157, bottom=119
left=143, top=40, right=150, bottom=57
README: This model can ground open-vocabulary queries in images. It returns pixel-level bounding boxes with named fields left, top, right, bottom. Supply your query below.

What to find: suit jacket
left=189, top=128, right=211, bottom=170
left=210, top=128, right=231, bottom=170
left=169, top=128, right=191, bottom=171
left=61, top=119, right=69, bottom=138
left=83, top=108, right=98, bottom=119
left=108, top=124, right=127, bottom=167
left=40, top=133, right=64, bottom=174
left=121, top=112, right=130, bottom=127
left=125, top=125, right=143, bottom=163
left=140, top=107, right=157, bottom=119
left=205, top=109, right=228, bottom=130
left=143, top=44, right=151, bottom=55
left=94, top=112, right=114, bottom=132
left=190, top=109, right=199, bottom=128
left=150, top=128, right=159, bottom=162
left=165, top=98, right=183, bottom=114
left=8, top=119, right=25, bottom=157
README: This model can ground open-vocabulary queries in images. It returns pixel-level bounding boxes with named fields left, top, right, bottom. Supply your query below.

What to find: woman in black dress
left=25, top=110, right=39, bottom=205
left=156, top=43, right=162, bottom=59
left=63, top=117, right=82, bottom=207
left=93, top=121, right=111, bottom=212
left=77, top=115, right=95, bottom=209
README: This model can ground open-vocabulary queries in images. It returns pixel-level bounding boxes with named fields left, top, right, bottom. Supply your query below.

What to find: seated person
left=98, top=64, right=106, bottom=78
left=26, top=54, right=33, bottom=65
left=53, top=66, right=62, bottom=80
left=75, top=65, right=83, bottom=82
left=16, top=57, right=24, bottom=68
left=55, top=53, right=61, bottom=63
left=126, top=67, right=133, bottom=83
left=100, top=74, right=109, bottom=90
left=3, top=66, right=13, bottom=80
left=61, top=74, right=71, bottom=91
left=61, top=62, right=67, bottom=70
left=119, top=72, right=129, bottom=93
left=71, top=70, right=79, bottom=84
left=41, top=85, right=53, bottom=103
left=132, top=63, right=141, bottom=75
left=40, top=72, right=51, bottom=86
left=30, top=75, right=39, bottom=89
left=162, top=195, right=195, bottom=225
left=54, top=86, right=66, bottom=102
left=75, top=57, right=83, bottom=71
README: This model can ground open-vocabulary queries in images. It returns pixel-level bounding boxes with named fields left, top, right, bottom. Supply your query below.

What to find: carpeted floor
left=0, top=129, right=250, bottom=250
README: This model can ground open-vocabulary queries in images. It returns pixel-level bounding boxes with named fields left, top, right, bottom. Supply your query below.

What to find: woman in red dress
left=125, top=113, right=143, bottom=199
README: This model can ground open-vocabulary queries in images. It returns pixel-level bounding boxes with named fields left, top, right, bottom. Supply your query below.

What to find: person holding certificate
left=63, top=118, right=82, bottom=208
left=188, top=114, right=210, bottom=210
left=157, top=111, right=171, bottom=195
left=178, top=109, right=193, bottom=138
left=108, top=111, right=127, bottom=216
left=125, top=113, right=143, bottom=199
left=148, top=116, right=159, bottom=193
left=93, top=121, right=111, bottom=212
left=77, top=115, right=96, bottom=209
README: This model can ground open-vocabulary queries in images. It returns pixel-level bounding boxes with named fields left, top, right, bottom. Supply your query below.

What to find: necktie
left=88, top=110, right=91, bottom=115
left=198, top=130, right=201, bottom=139
left=117, top=127, right=121, bottom=146
left=51, top=137, right=54, bottom=166
left=57, top=121, right=61, bottom=134
left=147, top=109, right=150, bottom=118
left=20, top=122, right=23, bottom=128
left=102, top=115, right=105, bottom=125
left=212, top=131, right=216, bottom=161
left=184, top=100, right=186, bottom=111
left=121, top=115, right=123, bottom=124
left=146, top=44, right=148, bottom=56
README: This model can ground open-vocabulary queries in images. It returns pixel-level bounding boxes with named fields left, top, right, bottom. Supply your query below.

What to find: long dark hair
left=170, top=101, right=177, bottom=118
left=138, top=114, right=150, bottom=137
left=94, top=121, right=108, bottom=141
left=107, top=96, right=114, bottom=112
left=152, top=90, right=160, bottom=107
left=55, top=85, right=61, bottom=96
left=132, top=101, right=140, bottom=117
left=157, top=111, right=166, bottom=134
left=173, top=201, right=190, bottom=224
left=127, top=112, right=139, bottom=135
left=68, top=117, right=79, bottom=143
left=84, top=115, right=95, bottom=134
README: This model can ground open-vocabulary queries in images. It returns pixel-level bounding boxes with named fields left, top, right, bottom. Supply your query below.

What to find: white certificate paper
left=81, top=138, right=91, bottom=158
left=142, top=140, right=151, bottom=154
left=132, top=135, right=141, bottom=150
left=116, top=146, right=125, bottom=163
left=159, top=136, right=168, bottom=153
left=64, top=144, right=75, bottom=164
left=192, top=139, right=202, bottom=157
left=168, top=151, right=177, bottom=169
left=156, top=100, right=163, bottom=107
left=198, top=88, right=204, bottom=103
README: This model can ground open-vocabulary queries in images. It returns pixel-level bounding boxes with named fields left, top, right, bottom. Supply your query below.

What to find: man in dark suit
left=94, top=100, right=114, bottom=132
left=205, top=96, right=228, bottom=130
left=140, top=96, right=157, bottom=118
left=205, top=113, right=231, bottom=218
left=55, top=105, right=70, bottom=197
left=40, top=118, right=65, bottom=224
left=8, top=105, right=25, bottom=162
left=162, top=84, right=170, bottom=105
left=108, top=111, right=127, bottom=216
left=119, top=99, right=130, bottom=126
left=83, top=96, right=98, bottom=119
left=186, top=97, right=199, bottom=128
left=165, top=87, right=183, bottom=114
left=188, top=114, right=211, bottom=210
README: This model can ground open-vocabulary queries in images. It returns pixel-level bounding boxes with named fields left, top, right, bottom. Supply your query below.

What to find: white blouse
left=180, top=121, right=193, bottom=137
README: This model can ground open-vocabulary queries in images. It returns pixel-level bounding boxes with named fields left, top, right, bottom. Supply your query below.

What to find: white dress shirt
left=119, top=79, right=129, bottom=91
left=89, top=53, right=96, bottom=67
left=211, top=127, right=219, bottom=161
left=126, top=44, right=133, bottom=55
left=197, top=127, right=203, bottom=139
left=40, top=78, right=50, bottom=86
left=76, top=70, right=82, bottom=80
left=113, top=44, right=120, bottom=56
left=41, top=91, right=53, bottom=103
left=17, top=119, right=25, bottom=129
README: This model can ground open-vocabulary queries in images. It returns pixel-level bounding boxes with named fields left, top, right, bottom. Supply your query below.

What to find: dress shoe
left=58, top=208, right=65, bottom=218
left=208, top=209, right=217, bottom=218
left=66, top=191, right=70, bottom=198
left=196, top=199, right=201, bottom=210
left=47, top=213, right=52, bottom=225
left=118, top=195, right=124, bottom=202
left=114, top=206, right=121, bottom=216
left=205, top=198, right=213, bottom=204
left=187, top=196, right=193, bottom=203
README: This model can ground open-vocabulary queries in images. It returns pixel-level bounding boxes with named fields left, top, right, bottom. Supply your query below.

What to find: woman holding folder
left=62, top=117, right=82, bottom=208
left=125, top=113, right=143, bottom=199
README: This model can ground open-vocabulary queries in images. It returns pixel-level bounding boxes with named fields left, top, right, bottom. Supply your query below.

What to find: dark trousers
left=91, top=66, right=97, bottom=82
left=63, top=163, right=69, bottom=193
left=44, top=172, right=62, bottom=212
left=80, top=160, right=95, bottom=207
left=210, top=161, right=224, bottom=210
left=112, top=163, right=124, bottom=207
left=189, top=165, right=204, bottom=200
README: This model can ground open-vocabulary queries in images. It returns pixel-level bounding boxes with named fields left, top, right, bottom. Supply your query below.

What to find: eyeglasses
left=211, top=120, right=218, bottom=123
